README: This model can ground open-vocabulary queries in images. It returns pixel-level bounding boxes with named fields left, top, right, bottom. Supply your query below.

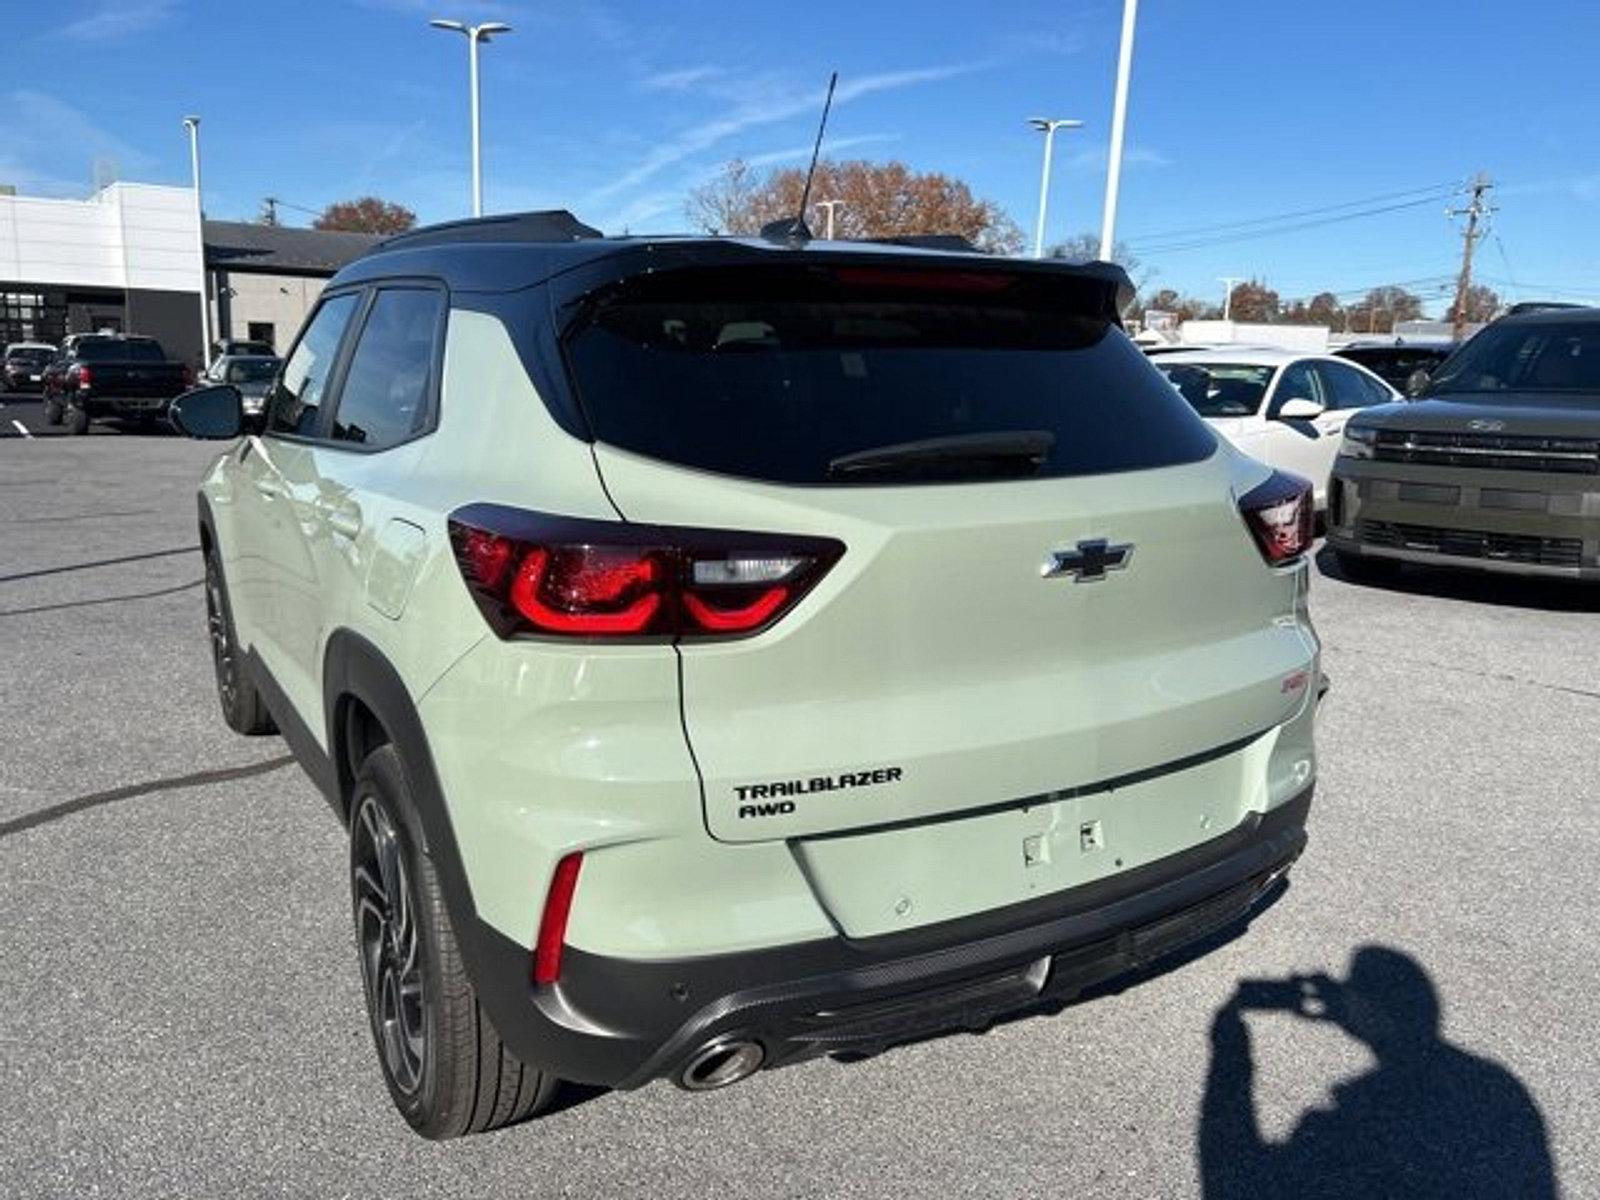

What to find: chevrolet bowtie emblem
left=1042, top=538, right=1135, bottom=582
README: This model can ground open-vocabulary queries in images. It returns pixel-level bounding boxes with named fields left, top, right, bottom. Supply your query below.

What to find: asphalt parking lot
left=3, top=421, right=1598, bottom=1199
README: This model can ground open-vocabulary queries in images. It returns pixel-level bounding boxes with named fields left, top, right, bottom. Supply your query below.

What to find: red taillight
left=1239, top=470, right=1314, bottom=565
left=448, top=505, right=843, bottom=642
left=532, top=852, right=583, bottom=986
left=75, top=364, right=92, bottom=389
left=509, top=546, right=664, bottom=635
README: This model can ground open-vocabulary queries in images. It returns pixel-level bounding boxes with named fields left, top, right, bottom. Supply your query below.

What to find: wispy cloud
left=0, top=90, right=152, bottom=195
left=1065, top=143, right=1171, bottom=172
left=741, top=133, right=901, bottom=170
left=61, top=0, right=176, bottom=41
left=640, top=66, right=725, bottom=92
left=588, top=61, right=987, bottom=203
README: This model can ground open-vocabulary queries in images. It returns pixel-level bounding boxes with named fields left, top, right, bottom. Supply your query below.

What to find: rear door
left=568, top=261, right=1314, bottom=845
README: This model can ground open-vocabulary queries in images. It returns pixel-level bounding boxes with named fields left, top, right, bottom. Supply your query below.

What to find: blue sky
left=9, top=0, right=1600, bottom=313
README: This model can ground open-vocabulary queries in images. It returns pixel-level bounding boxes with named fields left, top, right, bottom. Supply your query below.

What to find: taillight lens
left=448, top=505, right=844, bottom=641
left=1239, top=470, right=1314, bottom=565
left=74, top=365, right=92, bottom=389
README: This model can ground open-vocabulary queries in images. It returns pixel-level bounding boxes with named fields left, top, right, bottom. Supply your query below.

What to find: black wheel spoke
left=351, top=793, right=428, bottom=1098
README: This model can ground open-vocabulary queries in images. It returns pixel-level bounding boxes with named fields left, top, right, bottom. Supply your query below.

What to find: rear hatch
left=564, top=256, right=1311, bottom=845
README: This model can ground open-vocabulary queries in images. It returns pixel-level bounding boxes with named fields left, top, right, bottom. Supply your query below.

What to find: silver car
left=204, top=354, right=281, bottom=415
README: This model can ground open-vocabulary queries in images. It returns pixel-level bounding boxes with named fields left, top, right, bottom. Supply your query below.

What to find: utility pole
left=1448, top=173, right=1494, bottom=341
left=1219, top=276, right=1243, bottom=322
left=262, top=196, right=279, bottom=226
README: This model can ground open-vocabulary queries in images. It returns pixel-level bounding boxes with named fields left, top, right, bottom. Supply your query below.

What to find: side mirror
left=1405, top=368, right=1431, bottom=399
left=1276, top=396, right=1325, bottom=420
left=169, top=384, right=244, bottom=440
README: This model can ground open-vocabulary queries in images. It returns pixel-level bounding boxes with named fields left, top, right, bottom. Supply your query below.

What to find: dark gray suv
left=1328, top=309, right=1600, bottom=582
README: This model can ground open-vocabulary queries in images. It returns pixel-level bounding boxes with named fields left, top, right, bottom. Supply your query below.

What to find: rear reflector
left=1238, top=470, right=1314, bottom=565
left=449, top=504, right=844, bottom=642
left=532, top=852, right=584, bottom=986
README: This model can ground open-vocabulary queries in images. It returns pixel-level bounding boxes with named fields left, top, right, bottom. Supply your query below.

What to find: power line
left=1125, top=181, right=1459, bottom=247
left=1131, top=195, right=1454, bottom=255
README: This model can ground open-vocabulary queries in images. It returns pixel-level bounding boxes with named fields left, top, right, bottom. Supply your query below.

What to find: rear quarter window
left=563, top=265, right=1216, bottom=485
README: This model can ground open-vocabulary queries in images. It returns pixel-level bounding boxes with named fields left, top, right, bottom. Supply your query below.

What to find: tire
left=1333, top=549, right=1401, bottom=584
left=41, top=396, right=63, bottom=426
left=350, top=744, right=561, bottom=1139
left=203, top=547, right=276, bottom=735
left=64, top=402, right=90, bottom=435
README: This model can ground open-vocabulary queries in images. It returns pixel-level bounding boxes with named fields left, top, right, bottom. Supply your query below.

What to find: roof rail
left=375, top=209, right=603, bottom=252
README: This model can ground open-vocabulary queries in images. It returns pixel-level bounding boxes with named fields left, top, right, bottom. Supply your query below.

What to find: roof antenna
left=762, top=71, right=837, bottom=246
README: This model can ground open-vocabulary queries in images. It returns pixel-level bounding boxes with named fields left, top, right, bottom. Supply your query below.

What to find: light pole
left=815, top=199, right=842, bottom=239
left=1098, top=0, right=1139, bottom=259
left=181, top=115, right=211, bottom=363
left=1029, top=117, right=1083, bottom=259
left=1219, top=276, right=1243, bottom=322
left=430, top=18, right=512, bottom=217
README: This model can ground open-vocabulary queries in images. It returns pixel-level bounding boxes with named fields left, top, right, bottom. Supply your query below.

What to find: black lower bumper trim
left=469, top=787, right=1311, bottom=1089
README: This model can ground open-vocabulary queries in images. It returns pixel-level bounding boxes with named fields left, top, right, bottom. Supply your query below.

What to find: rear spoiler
left=547, top=242, right=1136, bottom=330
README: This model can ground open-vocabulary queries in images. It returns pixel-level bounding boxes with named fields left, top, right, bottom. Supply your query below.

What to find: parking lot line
left=11, top=420, right=32, bottom=438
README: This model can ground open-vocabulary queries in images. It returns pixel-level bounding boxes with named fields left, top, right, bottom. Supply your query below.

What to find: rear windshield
left=77, top=338, right=166, bottom=362
left=225, top=358, right=279, bottom=383
left=1157, top=363, right=1274, bottom=417
left=563, top=265, right=1216, bottom=484
left=1428, top=321, right=1600, bottom=398
left=6, top=348, right=51, bottom=365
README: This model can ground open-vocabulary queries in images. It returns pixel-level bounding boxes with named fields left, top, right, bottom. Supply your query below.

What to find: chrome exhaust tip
left=676, top=1038, right=765, bottom=1091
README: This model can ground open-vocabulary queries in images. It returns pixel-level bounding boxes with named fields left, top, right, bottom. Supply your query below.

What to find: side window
left=1272, top=361, right=1321, bottom=413
left=266, top=292, right=360, bottom=438
left=1361, top=369, right=1395, bottom=405
left=327, top=288, right=444, bottom=449
left=1319, top=361, right=1382, bottom=410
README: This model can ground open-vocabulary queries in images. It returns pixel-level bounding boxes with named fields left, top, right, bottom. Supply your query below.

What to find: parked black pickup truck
left=41, top=335, right=194, bottom=434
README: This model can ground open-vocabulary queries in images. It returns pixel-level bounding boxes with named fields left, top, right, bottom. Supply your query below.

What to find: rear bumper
left=468, top=785, right=1310, bottom=1090
left=1328, top=458, right=1600, bottom=579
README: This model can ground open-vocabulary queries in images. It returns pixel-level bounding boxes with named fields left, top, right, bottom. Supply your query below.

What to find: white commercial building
left=0, top=181, right=376, bottom=362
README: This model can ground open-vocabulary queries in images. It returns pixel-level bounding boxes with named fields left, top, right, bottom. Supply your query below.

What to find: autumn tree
left=1304, top=292, right=1343, bottom=328
left=1346, top=286, right=1424, bottom=334
left=313, top=196, right=417, bottom=235
left=1227, top=280, right=1281, bottom=323
left=1450, top=284, right=1502, bottom=325
left=687, top=159, right=1023, bottom=254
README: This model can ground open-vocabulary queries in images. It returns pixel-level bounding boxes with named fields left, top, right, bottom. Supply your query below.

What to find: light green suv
left=172, top=211, right=1321, bottom=1138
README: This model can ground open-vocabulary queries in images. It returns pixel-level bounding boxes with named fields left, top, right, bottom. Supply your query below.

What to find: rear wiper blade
left=827, top=430, right=1056, bottom=478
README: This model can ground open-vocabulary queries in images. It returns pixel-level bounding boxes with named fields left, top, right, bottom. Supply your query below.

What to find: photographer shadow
left=1200, top=946, right=1556, bottom=1199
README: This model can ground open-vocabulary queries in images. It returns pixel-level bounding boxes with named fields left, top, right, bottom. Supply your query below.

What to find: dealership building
left=0, top=181, right=376, bottom=363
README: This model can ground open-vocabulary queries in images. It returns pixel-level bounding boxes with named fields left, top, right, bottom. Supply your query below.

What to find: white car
left=1155, top=348, right=1401, bottom=509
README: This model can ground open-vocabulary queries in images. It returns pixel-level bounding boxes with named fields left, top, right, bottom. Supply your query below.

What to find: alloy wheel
left=352, top=795, right=428, bottom=1096
left=203, top=557, right=237, bottom=712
